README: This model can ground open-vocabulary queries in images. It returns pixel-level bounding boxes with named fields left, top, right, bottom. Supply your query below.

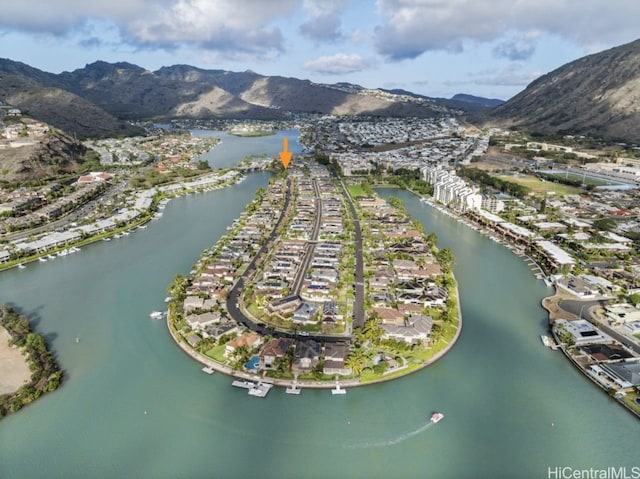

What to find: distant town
left=1, top=108, right=639, bottom=414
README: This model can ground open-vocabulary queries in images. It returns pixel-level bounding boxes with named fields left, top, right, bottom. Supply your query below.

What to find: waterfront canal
left=0, top=136, right=637, bottom=479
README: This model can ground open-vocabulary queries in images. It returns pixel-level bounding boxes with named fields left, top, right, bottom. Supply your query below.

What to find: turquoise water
left=0, top=135, right=638, bottom=478
left=192, top=129, right=303, bottom=168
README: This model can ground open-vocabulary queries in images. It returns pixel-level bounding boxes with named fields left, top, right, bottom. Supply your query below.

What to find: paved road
left=339, top=180, right=364, bottom=329
left=559, top=299, right=640, bottom=355
left=225, top=177, right=348, bottom=343
left=290, top=178, right=322, bottom=296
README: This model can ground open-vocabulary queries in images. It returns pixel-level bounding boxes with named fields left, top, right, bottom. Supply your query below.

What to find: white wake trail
left=345, top=421, right=434, bottom=449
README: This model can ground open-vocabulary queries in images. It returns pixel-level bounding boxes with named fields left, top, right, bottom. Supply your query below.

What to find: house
left=323, top=342, right=351, bottom=375
left=292, top=302, right=319, bottom=324
left=292, top=340, right=322, bottom=372
left=371, top=306, right=405, bottom=325
left=381, top=315, right=433, bottom=344
left=259, top=338, right=293, bottom=370
left=183, top=296, right=205, bottom=312
left=268, top=295, right=301, bottom=315
left=224, top=332, right=262, bottom=357
left=185, top=333, right=201, bottom=347
left=186, top=311, right=221, bottom=330
left=201, top=321, right=238, bottom=340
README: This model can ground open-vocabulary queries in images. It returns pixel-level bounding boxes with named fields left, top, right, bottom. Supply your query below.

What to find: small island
left=0, top=305, right=62, bottom=418
left=166, top=157, right=461, bottom=394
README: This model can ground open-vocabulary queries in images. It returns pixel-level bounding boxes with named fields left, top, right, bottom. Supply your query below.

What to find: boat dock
left=541, top=335, right=559, bottom=350
left=232, top=379, right=274, bottom=397
left=331, top=378, right=347, bottom=395
left=248, top=383, right=273, bottom=398
left=201, top=365, right=215, bottom=375
left=285, top=379, right=301, bottom=395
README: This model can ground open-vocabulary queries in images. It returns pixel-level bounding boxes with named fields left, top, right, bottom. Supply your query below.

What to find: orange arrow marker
left=279, top=137, right=292, bottom=169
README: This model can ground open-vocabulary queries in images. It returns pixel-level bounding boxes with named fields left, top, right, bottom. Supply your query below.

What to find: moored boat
left=430, top=412, right=444, bottom=424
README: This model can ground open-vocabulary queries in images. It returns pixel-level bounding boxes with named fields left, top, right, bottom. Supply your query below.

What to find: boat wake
left=345, top=421, right=434, bottom=449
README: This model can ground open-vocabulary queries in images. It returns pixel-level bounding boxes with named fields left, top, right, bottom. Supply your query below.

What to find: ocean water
left=0, top=135, right=638, bottom=479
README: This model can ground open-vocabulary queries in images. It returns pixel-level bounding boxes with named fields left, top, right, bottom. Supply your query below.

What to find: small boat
left=102, top=237, right=111, bottom=242
left=541, top=335, right=558, bottom=350
left=232, top=380, right=256, bottom=389
left=201, top=365, right=215, bottom=375
left=17, top=263, right=26, bottom=269
left=149, top=311, right=165, bottom=320
left=39, top=257, right=48, bottom=263
left=430, top=412, right=444, bottom=424
left=164, top=296, right=173, bottom=303
left=48, top=254, right=57, bottom=260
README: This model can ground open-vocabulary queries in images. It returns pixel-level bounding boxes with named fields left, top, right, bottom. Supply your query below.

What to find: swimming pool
left=244, top=355, right=260, bottom=371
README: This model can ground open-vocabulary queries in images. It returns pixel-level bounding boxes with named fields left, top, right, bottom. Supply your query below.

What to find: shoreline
left=166, top=178, right=463, bottom=390
left=541, top=291, right=640, bottom=420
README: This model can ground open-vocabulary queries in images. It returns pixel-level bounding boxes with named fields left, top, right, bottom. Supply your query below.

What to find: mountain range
left=487, top=38, right=640, bottom=143
left=2, top=37, right=640, bottom=144
left=0, top=60, right=468, bottom=139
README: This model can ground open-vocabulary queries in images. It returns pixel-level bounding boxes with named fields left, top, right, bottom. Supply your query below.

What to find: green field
left=497, top=174, right=581, bottom=196
left=347, top=184, right=367, bottom=198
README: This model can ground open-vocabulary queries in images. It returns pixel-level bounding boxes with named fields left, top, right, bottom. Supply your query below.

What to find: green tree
left=345, top=348, right=367, bottom=376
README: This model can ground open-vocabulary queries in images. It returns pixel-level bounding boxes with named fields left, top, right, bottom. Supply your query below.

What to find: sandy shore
left=0, top=326, right=32, bottom=395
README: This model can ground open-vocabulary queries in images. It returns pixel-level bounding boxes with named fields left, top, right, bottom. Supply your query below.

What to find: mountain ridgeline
left=0, top=59, right=464, bottom=139
left=3, top=37, right=640, bottom=144
left=487, top=38, right=640, bottom=143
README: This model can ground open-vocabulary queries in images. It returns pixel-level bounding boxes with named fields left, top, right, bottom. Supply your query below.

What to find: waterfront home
left=381, top=315, right=433, bottom=344
left=553, top=319, right=611, bottom=346
left=185, top=333, right=201, bottom=347
left=202, top=321, right=238, bottom=341
left=186, top=312, right=221, bottom=331
left=292, top=340, right=321, bottom=373
left=224, top=332, right=262, bottom=358
left=322, top=342, right=350, bottom=375
left=555, top=275, right=599, bottom=299
left=259, top=338, right=293, bottom=370
left=183, top=296, right=206, bottom=312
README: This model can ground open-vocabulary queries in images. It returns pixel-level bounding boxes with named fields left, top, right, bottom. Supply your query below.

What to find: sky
left=0, top=0, right=638, bottom=101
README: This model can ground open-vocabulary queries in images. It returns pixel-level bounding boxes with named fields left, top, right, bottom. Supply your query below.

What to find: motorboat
left=430, top=412, right=444, bottom=424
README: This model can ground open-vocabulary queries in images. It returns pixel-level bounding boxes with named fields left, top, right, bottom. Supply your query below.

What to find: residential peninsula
left=166, top=155, right=461, bottom=392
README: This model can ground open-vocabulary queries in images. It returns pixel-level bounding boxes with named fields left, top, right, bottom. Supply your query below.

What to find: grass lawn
left=497, top=174, right=581, bottom=196
left=620, top=391, right=640, bottom=415
left=347, top=184, right=366, bottom=198
left=205, top=344, right=227, bottom=362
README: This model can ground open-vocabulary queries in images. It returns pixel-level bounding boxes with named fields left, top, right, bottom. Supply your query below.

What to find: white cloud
left=374, top=0, right=640, bottom=60
left=299, top=0, right=353, bottom=42
left=304, top=53, right=375, bottom=74
left=0, top=0, right=296, bottom=57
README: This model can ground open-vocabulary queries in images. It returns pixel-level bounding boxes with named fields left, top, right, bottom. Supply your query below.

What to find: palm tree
left=363, top=318, right=383, bottom=345
left=346, top=348, right=367, bottom=377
